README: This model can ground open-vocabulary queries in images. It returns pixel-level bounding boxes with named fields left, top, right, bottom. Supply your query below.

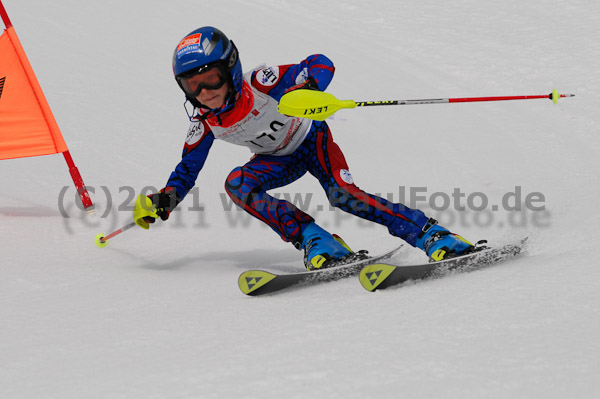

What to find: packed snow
left=1, top=1, right=598, bottom=398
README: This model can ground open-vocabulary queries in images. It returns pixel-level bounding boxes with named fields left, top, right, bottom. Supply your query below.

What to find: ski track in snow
left=1, top=1, right=599, bottom=398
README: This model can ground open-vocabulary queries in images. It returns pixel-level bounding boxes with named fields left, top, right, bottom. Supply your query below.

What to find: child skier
left=134, top=26, right=476, bottom=269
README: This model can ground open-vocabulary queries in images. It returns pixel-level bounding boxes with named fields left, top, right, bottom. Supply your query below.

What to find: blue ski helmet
left=172, top=27, right=242, bottom=112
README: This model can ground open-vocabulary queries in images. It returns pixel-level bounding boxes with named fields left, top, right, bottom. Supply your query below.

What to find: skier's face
left=197, top=79, right=230, bottom=109
left=178, top=65, right=230, bottom=109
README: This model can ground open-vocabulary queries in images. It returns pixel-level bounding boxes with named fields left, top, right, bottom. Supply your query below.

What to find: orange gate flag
left=0, top=22, right=68, bottom=158
left=0, top=1, right=93, bottom=211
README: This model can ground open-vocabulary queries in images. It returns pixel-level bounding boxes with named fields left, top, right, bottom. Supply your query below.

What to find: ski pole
left=95, top=221, right=137, bottom=248
left=278, top=88, right=575, bottom=121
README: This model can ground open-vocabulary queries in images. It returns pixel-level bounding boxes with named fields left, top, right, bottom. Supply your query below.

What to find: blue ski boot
left=416, top=219, right=478, bottom=262
left=301, top=222, right=352, bottom=270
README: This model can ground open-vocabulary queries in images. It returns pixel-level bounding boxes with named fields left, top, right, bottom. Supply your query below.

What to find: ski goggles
left=176, top=63, right=228, bottom=98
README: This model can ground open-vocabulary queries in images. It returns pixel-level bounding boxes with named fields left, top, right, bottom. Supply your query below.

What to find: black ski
left=238, top=245, right=403, bottom=296
left=359, top=238, right=528, bottom=291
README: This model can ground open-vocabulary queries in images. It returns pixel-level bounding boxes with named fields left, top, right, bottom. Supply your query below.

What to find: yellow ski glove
left=133, top=194, right=158, bottom=230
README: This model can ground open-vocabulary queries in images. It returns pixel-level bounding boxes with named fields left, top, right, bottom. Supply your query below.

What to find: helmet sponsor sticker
left=340, top=169, right=354, bottom=184
left=201, top=37, right=215, bottom=57
left=176, top=33, right=202, bottom=57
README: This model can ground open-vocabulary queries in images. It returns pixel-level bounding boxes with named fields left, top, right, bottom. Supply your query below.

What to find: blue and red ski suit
left=165, top=54, right=430, bottom=248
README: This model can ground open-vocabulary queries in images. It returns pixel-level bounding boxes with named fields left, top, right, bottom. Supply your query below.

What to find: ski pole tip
left=95, top=233, right=109, bottom=248
left=550, top=89, right=575, bottom=104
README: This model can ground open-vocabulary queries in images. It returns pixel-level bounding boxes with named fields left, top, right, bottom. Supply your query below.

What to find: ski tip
left=238, top=270, right=277, bottom=296
left=359, top=264, right=397, bottom=292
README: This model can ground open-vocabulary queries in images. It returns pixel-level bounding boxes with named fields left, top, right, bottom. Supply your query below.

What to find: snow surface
left=1, top=0, right=599, bottom=398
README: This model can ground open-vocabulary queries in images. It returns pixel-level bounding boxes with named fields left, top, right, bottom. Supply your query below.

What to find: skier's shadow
left=0, top=206, right=58, bottom=217
left=191, top=248, right=302, bottom=272
left=109, top=247, right=301, bottom=272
